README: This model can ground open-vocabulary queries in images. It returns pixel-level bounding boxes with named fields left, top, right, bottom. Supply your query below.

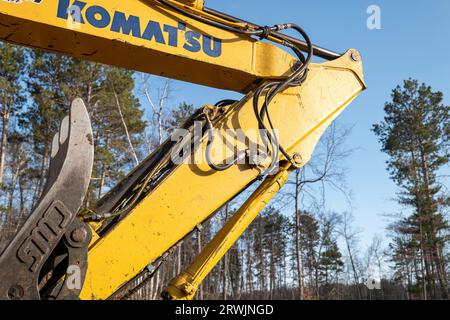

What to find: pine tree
left=165, top=102, right=196, bottom=134
left=261, top=208, right=289, bottom=299
left=89, top=66, right=145, bottom=201
left=373, top=79, right=449, bottom=299
left=297, top=211, right=320, bottom=298
left=25, top=51, right=73, bottom=206
left=0, top=43, right=27, bottom=188
left=26, top=55, right=146, bottom=204
left=318, top=234, right=344, bottom=298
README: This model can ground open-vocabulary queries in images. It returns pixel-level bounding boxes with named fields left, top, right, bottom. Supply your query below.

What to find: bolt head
left=71, top=227, right=88, bottom=243
left=182, top=283, right=195, bottom=295
left=350, top=50, right=361, bottom=62
left=293, top=153, right=303, bottom=166
left=7, top=285, right=24, bottom=300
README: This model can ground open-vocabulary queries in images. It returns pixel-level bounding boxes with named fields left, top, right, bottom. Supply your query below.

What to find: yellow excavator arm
left=0, top=0, right=365, bottom=300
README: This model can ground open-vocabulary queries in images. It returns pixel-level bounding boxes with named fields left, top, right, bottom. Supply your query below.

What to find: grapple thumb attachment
left=0, top=98, right=94, bottom=300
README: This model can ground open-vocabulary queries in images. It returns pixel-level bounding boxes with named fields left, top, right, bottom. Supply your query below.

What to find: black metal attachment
left=0, top=99, right=94, bottom=300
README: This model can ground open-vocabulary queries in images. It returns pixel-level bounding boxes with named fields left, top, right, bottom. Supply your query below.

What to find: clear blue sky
left=141, top=0, right=450, bottom=248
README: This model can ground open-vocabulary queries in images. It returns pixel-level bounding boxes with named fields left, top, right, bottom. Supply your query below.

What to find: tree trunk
left=222, top=204, right=229, bottom=300
left=0, top=112, right=10, bottom=187
left=418, top=145, right=448, bottom=299
left=97, top=134, right=110, bottom=199
left=112, top=86, right=139, bottom=166
left=345, top=239, right=361, bottom=299
left=197, top=230, right=204, bottom=300
left=294, top=170, right=304, bottom=300
left=33, top=142, right=49, bottom=208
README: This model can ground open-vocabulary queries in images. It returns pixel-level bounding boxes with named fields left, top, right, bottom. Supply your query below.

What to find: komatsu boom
left=0, top=0, right=365, bottom=300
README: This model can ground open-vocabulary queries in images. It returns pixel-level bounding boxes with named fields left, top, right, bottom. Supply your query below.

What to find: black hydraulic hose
left=205, top=111, right=247, bottom=171
left=156, top=0, right=316, bottom=172
left=254, top=23, right=314, bottom=164
left=155, top=0, right=266, bottom=36
left=203, top=7, right=341, bottom=60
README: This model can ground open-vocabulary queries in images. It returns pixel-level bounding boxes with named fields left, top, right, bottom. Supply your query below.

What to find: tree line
left=0, top=43, right=146, bottom=244
left=0, top=43, right=448, bottom=299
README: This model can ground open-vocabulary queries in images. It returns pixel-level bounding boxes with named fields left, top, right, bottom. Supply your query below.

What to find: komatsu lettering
left=56, top=0, right=222, bottom=57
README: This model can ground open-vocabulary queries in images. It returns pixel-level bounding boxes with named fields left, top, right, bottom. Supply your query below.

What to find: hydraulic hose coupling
left=273, top=24, right=292, bottom=31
